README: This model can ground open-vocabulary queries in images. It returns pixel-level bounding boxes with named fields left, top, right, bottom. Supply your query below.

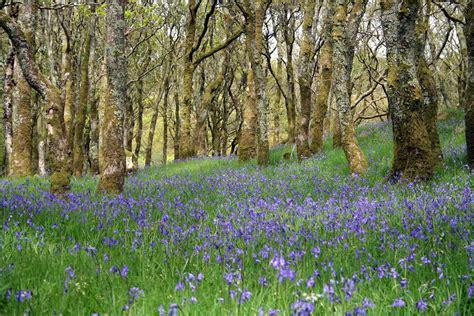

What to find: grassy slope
left=0, top=113, right=472, bottom=315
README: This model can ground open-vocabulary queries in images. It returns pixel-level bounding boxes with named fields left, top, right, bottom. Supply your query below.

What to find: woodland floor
left=0, top=111, right=473, bottom=315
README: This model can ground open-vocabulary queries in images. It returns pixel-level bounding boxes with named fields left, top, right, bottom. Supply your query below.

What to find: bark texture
left=72, top=18, right=93, bottom=176
left=381, top=0, right=436, bottom=180
left=465, top=1, right=474, bottom=169
left=296, top=0, right=317, bottom=159
left=238, top=67, right=258, bottom=161
left=10, top=3, right=36, bottom=177
left=310, top=1, right=334, bottom=153
left=332, top=0, right=368, bottom=174
left=98, top=0, right=127, bottom=193
left=0, top=11, right=71, bottom=195
left=2, top=47, right=14, bottom=174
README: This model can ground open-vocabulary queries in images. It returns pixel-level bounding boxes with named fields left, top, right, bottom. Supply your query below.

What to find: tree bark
left=72, top=16, right=93, bottom=176
left=133, top=78, right=144, bottom=169
left=465, top=0, right=474, bottom=169
left=98, top=0, right=127, bottom=193
left=249, top=0, right=270, bottom=165
left=10, top=3, right=36, bottom=177
left=296, top=0, right=317, bottom=159
left=415, top=7, right=443, bottom=163
left=310, top=1, right=334, bottom=153
left=281, top=8, right=296, bottom=144
left=2, top=47, right=14, bottom=175
left=381, top=0, right=435, bottom=180
left=332, top=0, right=368, bottom=174
left=0, top=11, right=71, bottom=194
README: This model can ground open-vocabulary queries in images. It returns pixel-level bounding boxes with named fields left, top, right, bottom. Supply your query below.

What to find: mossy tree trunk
left=162, top=81, right=169, bottom=165
left=465, top=0, right=474, bottom=169
left=145, top=75, right=167, bottom=167
left=415, top=5, right=443, bottom=163
left=281, top=8, right=297, bottom=144
left=98, top=0, right=127, bottom=193
left=60, top=8, right=75, bottom=151
left=72, top=15, right=93, bottom=176
left=10, top=2, right=36, bottom=177
left=332, top=0, right=368, bottom=174
left=238, top=66, right=258, bottom=161
left=0, top=11, right=71, bottom=195
left=296, top=0, right=317, bottom=159
left=310, top=1, right=334, bottom=153
left=196, top=61, right=226, bottom=156
left=381, top=0, right=436, bottom=180
left=245, top=0, right=270, bottom=166
left=2, top=47, right=14, bottom=174
left=132, top=78, right=144, bottom=169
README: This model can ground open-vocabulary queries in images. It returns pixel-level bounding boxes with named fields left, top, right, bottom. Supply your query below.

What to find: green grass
left=0, top=114, right=472, bottom=315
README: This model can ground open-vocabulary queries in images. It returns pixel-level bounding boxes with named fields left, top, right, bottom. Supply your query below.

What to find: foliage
left=0, top=117, right=472, bottom=315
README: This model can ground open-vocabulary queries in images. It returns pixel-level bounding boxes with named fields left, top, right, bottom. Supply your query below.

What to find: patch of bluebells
left=0, top=120, right=472, bottom=314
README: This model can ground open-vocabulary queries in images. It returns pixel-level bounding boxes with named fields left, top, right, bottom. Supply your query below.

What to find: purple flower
left=421, top=256, right=431, bottom=265
left=311, top=247, right=321, bottom=258
left=270, top=256, right=287, bottom=269
left=362, top=298, right=375, bottom=309
left=269, top=309, right=280, bottom=316
left=468, top=284, right=474, bottom=299
left=121, top=265, right=129, bottom=278
left=239, top=289, right=251, bottom=304
left=190, top=296, right=197, bottom=303
left=16, top=290, right=32, bottom=302
left=175, top=281, right=184, bottom=291
left=66, top=266, right=75, bottom=278
left=416, top=299, right=428, bottom=311
left=5, top=288, right=12, bottom=300
left=109, top=265, right=119, bottom=274
left=391, top=298, right=405, bottom=308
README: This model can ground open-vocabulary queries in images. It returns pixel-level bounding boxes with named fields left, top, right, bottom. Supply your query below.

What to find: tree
left=98, top=0, right=127, bottom=193
left=0, top=9, right=71, bottom=195
left=464, top=0, right=474, bottom=169
left=296, top=0, right=317, bottom=159
left=381, top=0, right=437, bottom=180
left=332, top=0, right=368, bottom=174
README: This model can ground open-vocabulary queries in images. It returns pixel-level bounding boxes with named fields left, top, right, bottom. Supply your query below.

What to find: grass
left=0, top=114, right=472, bottom=315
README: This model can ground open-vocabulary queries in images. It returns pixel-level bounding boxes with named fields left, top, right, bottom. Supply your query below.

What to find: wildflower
left=416, top=299, right=428, bottom=311
left=16, top=290, right=32, bottom=302
left=392, top=298, right=405, bottom=308
left=175, top=281, right=184, bottom=291
left=121, top=265, right=129, bottom=278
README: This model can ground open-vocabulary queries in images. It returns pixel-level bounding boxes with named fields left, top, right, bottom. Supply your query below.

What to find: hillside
left=0, top=114, right=472, bottom=315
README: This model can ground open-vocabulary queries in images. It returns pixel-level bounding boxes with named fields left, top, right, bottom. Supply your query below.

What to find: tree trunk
left=238, top=66, right=258, bottom=161
left=72, top=18, right=93, bottom=176
left=252, top=0, right=270, bottom=165
left=332, top=0, right=368, bottom=174
left=2, top=47, right=14, bottom=175
left=174, top=80, right=181, bottom=161
left=310, top=1, right=334, bottom=153
left=61, top=12, right=75, bottom=151
left=381, top=0, right=435, bottom=180
left=465, top=1, right=474, bottom=169
left=415, top=9, right=442, bottom=163
left=89, top=97, right=100, bottom=174
left=296, top=0, right=317, bottom=159
left=162, top=83, right=169, bottom=165
left=10, top=3, right=36, bottom=177
left=98, top=0, right=127, bottom=193
left=196, top=62, right=226, bottom=156
left=282, top=9, right=296, bottom=144
left=133, top=79, right=144, bottom=169
left=0, top=11, right=71, bottom=195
